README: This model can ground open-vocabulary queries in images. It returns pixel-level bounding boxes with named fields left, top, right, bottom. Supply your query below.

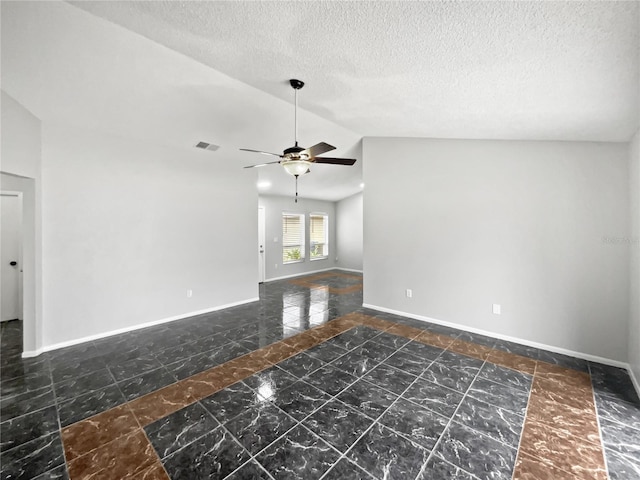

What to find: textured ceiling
left=72, top=0, right=639, bottom=142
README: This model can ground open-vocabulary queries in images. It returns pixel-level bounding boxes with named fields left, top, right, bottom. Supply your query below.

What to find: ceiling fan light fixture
left=282, top=160, right=311, bottom=176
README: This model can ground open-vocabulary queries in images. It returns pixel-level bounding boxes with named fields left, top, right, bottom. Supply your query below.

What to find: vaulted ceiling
left=3, top=1, right=639, bottom=201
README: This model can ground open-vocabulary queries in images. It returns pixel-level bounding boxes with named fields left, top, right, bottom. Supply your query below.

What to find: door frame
left=258, top=206, right=266, bottom=283
left=1, top=191, right=24, bottom=322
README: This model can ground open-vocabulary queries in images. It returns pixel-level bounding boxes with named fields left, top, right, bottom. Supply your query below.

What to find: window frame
left=282, top=212, right=305, bottom=264
left=309, top=212, right=329, bottom=261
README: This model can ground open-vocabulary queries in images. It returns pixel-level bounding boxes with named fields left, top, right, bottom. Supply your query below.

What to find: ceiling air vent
left=195, top=141, right=220, bottom=152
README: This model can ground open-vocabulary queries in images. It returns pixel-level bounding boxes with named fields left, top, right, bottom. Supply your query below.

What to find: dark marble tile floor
left=1, top=271, right=639, bottom=479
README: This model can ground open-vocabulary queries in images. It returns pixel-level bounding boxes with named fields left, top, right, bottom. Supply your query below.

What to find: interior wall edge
left=363, top=303, right=630, bottom=370
left=24, top=296, right=259, bottom=356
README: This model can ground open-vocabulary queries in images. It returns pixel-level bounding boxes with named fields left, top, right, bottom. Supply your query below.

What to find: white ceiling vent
left=195, top=141, right=220, bottom=152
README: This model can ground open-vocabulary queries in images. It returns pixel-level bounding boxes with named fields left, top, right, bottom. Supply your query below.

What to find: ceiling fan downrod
left=290, top=79, right=304, bottom=147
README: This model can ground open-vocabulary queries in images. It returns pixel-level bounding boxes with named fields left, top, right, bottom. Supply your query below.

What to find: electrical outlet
left=406, top=289, right=412, bottom=298
left=492, top=304, right=501, bottom=315
left=187, top=289, right=193, bottom=298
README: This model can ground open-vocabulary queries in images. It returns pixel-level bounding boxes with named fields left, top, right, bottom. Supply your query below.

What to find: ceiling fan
left=241, top=79, right=357, bottom=202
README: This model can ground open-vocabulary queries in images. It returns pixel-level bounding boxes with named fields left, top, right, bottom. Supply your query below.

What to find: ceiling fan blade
left=312, top=157, right=357, bottom=166
left=303, top=142, right=335, bottom=158
left=240, top=148, right=283, bottom=158
left=243, top=160, right=281, bottom=169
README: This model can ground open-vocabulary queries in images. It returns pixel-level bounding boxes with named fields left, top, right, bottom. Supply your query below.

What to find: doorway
left=1, top=192, right=23, bottom=322
left=258, top=206, right=266, bottom=283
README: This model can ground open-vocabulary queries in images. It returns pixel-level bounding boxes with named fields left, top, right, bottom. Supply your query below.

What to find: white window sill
left=310, top=256, right=329, bottom=262
left=283, top=259, right=305, bottom=265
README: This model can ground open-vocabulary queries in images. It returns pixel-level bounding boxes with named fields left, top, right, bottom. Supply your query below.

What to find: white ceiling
left=71, top=0, right=639, bottom=143
left=3, top=1, right=639, bottom=201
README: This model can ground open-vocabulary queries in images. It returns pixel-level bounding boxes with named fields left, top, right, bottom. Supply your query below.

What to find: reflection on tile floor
left=1, top=270, right=639, bottom=479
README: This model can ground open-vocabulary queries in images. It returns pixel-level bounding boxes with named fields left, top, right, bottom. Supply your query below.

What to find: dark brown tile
left=415, top=330, right=455, bottom=349
left=385, top=323, right=423, bottom=340
left=518, top=419, right=607, bottom=479
left=61, top=404, right=139, bottom=461
left=128, top=382, right=195, bottom=427
left=526, top=394, right=601, bottom=445
left=535, top=362, right=592, bottom=390
left=530, top=375, right=594, bottom=408
left=359, top=316, right=394, bottom=331
left=67, top=429, right=159, bottom=480
left=181, top=365, right=240, bottom=402
left=513, top=452, right=579, bottom=480
left=487, top=349, right=536, bottom=375
left=448, top=339, right=493, bottom=360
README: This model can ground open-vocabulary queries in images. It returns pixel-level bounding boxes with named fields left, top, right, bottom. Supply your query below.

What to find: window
left=310, top=213, right=328, bottom=260
left=282, top=213, right=305, bottom=263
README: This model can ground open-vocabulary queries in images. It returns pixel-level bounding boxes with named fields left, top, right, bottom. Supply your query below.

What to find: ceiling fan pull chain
left=294, top=174, right=299, bottom=203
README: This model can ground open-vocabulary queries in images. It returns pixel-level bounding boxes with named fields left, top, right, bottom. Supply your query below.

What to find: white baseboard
left=335, top=268, right=363, bottom=274
left=23, top=297, right=259, bottom=357
left=362, top=303, right=629, bottom=369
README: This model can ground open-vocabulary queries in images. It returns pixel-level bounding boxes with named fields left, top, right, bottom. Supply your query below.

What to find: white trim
left=335, top=267, right=363, bottom=274
left=363, top=303, right=629, bottom=369
left=23, top=297, right=259, bottom=357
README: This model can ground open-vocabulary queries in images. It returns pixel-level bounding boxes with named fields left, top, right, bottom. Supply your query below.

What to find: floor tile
left=478, top=362, right=533, bottom=392
left=435, top=422, right=517, bottom=480
left=605, top=447, right=640, bottom=480
left=347, top=422, right=429, bottom=480
left=399, top=340, right=444, bottom=360
left=302, top=399, right=374, bottom=453
left=276, top=352, right=325, bottom=378
left=368, top=331, right=411, bottom=350
left=243, top=365, right=298, bottom=397
left=161, top=426, right=249, bottom=480
left=362, top=363, right=416, bottom=395
left=518, top=419, right=607, bottom=479
left=467, top=377, right=529, bottom=416
left=53, top=368, right=115, bottom=402
left=145, top=402, right=220, bottom=459
left=321, top=458, right=375, bottom=479
left=1, top=370, right=53, bottom=397
left=415, top=456, right=476, bottom=480
left=270, top=380, right=331, bottom=421
left=225, top=403, right=296, bottom=455
left=225, top=460, right=272, bottom=480
left=337, top=379, right=399, bottom=420
left=0, top=385, right=56, bottom=422
left=421, top=361, right=479, bottom=393
left=595, top=392, right=640, bottom=430
left=453, top=396, right=525, bottom=448
left=435, top=350, right=485, bottom=370
left=199, top=381, right=264, bottom=425
left=256, top=425, right=340, bottom=480
left=599, top=417, right=640, bottom=459
left=108, top=355, right=163, bottom=382
left=379, top=397, right=449, bottom=450
left=402, top=377, right=464, bottom=418
left=0, top=405, right=59, bottom=453
left=382, top=349, right=432, bottom=376
left=304, top=341, right=348, bottom=362
left=61, top=403, right=139, bottom=462
left=57, top=384, right=126, bottom=427
left=0, top=431, right=66, bottom=480
left=304, top=364, right=358, bottom=396
left=32, top=464, right=70, bottom=480
left=117, top=367, right=178, bottom=401
left=327, top=326, right=380, bottom=350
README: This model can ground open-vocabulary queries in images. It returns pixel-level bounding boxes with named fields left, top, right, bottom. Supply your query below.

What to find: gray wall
left=363, top=137, right=629, bottom=362
left=630, top=129, right=640, bottom=382
left=38, top=123, right=258, bottom=347
left=1, top=92, right=43, bottom=354
left=259, top=195, right=337, bottom=280
left=336, top=192, right=363, bottom=271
